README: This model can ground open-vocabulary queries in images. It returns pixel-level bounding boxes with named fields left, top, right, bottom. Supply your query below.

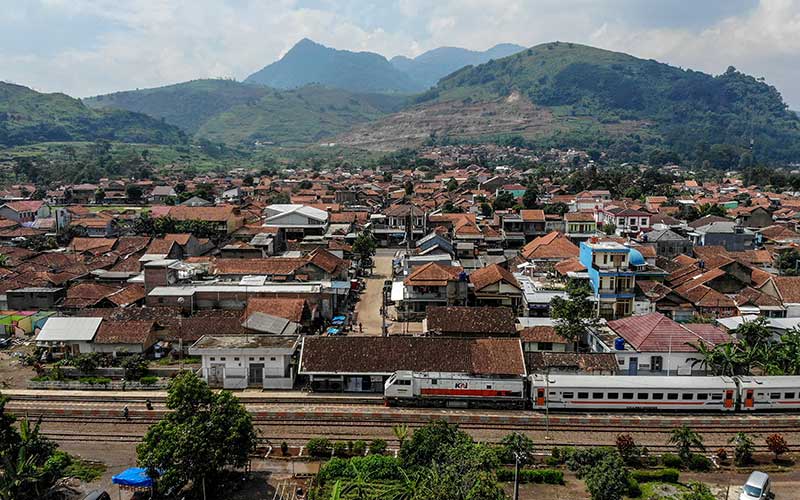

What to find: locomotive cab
left=384, top=370, right=414, bottom=400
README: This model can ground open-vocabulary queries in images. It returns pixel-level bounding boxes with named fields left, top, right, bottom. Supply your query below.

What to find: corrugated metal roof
left=36, top=317, right=102, bottom=342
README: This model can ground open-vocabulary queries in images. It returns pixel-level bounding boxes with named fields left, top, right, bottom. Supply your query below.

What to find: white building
left=189, top=335, right=299, bottom=389
left=35, top=317, right=102, bottom=355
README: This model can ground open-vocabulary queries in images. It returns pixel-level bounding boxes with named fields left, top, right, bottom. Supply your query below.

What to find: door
left=628, top=357, right=639, bottom=376
left=248, top=364, right=264, bottom=386
left=208, top=364, right=224, bottom=386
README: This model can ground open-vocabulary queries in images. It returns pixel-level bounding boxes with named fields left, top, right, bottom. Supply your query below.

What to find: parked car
left=740, top=471, right=772, bottom=500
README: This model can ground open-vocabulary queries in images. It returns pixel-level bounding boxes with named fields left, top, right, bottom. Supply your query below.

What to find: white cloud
left=1, top=0, right=799, bottom=107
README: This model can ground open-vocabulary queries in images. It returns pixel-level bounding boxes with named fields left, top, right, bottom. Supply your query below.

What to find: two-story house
left=597, top=208, right=652, bottom=237
left=564, top=212, right=597, bottom=242
left=263, top=204, right=329, bottom=240
left=393, top=262, right=468, bottom=320
left=580, top=240, right=642, bottom=319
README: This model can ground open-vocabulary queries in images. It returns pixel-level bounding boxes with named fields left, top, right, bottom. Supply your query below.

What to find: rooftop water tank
left=614, top=337, right=626, bottom=350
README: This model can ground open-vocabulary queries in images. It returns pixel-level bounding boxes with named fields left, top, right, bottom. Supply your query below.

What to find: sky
left=2, top=0, right=800, bottom=108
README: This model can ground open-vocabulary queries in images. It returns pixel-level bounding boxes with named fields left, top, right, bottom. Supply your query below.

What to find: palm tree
left=392, top=424, right=410, bottom=450
left=328, top=480, right=343, bottom=500
left=729, top=432, right=754, bottom=466
left=668, top=425, right=705, bottom=462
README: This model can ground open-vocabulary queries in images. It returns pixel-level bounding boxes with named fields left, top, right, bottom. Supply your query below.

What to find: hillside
left=85, top=79, right=270, bottom=134
left=342, top=42, right=800, bottom=163
left=390, top=44, right=525, bottom=88
left=0, top=82, right=186, bottom=147
left=245, top=38, right=423, bottom=93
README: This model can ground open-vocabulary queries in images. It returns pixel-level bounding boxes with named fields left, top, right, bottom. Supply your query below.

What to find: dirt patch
left=0, top=341, right=36, bottom=389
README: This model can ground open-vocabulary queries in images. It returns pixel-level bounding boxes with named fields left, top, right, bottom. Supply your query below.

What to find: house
left=520, top=209, right=546, bottom=241
left=766, top=277, right=800, bottom=317
left=564, top=212, right=597, bottom=242
left=579, top=240, right=640, bottom=319
left=516, top=273, right=569, bottom=317
left=243, top=297, right=311, bottom=332
left=263, top=204, right=329, bottom=240
left=423, top=306, right=517, bottom=337
left=0, top=201, right=50, bottom=224
left=469, top=264, right=522, bottom=310
left=688, top=221, right=754, bottom=252
left=641, top=229, right=692, bottom=259
left=150, top=186, right=177, bottom=203
left=35, top=317, right=102, bottom=356
left=373, top=204, right=427, bottom=246
left=70, top=184, right=98, bottom=204
left=6, top=287, right=66, bottom=310
left=519, top=326, right=572, bottom=353
left=597, top=208, right=651, bottom=236
left=166, top=205, right=244, bottom=235
left=299, top=336, right=526, bottom=392
left=91, top=320, right=157, bottom=355
left=525, top=352, right=618, bottom=375
left=393, top=262, right=468, bottom=320
left=189, top=335, right=299, bottom=389
left=71, top=217, right=118, bottom=238
left=734, top=206, right=773, bottom=229
left=590, top=312, right=731, bottom=375
left=520, top=231, right=580, bottom=270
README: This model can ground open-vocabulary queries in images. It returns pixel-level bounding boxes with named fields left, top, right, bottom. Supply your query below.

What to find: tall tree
left=550, top=280, right=598, bottom=347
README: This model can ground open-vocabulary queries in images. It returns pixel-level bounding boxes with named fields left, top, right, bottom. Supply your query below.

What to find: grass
left=64, top=458, right=107, bottom=483
left=638, top=482, right=689, bottom=500
left=153, top=355, right=201, bottom=366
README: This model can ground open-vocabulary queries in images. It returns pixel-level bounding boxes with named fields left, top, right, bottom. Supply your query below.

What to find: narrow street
left=354, top=249, right=394, bottom=335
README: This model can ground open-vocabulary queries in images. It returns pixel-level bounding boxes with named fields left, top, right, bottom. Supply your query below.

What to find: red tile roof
left=521, top=231, right=579, bottom=260
left=607, top=312, right=730, bottom=352
left=404, top=262, right=463, bottom=286
left=469, top=264, right=520, bottom=291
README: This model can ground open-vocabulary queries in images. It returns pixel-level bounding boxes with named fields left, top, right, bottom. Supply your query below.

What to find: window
left=697, top=394, right=708, bottom=400
left=785, top=392, right=795, bottom=399
left=220, top=357, right=226, bottom=361
left=431, top=379, right=437, bottom=385
left=637, top=393, right=649, bottom=400
left=578, top=392, right=589, bottom=399
left=592, top=392, right=604, bottom=399
left=563, top=392, right=574, bottom=399
left=487, top=385, right=492, bottom=390
left=249, top=357, right=254, bottom=361
left=711, top=393, right=723, bottom=400
left=771, top=393, right=781, bottom=400
left=234, top=357, right=239, bottom=361
left=682, top=393, right=693, bottom=400
left=270, top=357, right=276, bottom=361
left=538, top=342, right=553, bottom=351
left=667, top=393, right=679, bottom=400
left=607, top=393, right=619, bottom=399
left=641, top=218, right=647, bottom=226
left=652, top=393, right=664, bottom=400
left=622, top=393, right=634, bottom=400
left=210, top=357, right=215, bottom=361
left=397, top=379, right=411, bottom=386
left=259, top=357, right=265, bottom=361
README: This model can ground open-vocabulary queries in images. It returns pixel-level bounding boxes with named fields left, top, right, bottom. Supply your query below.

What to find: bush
left=333, top=441, right=348, bottom=457
left=715, top=448, right=728, bottom=463
left=78, top=377, right=112, bottom=385
left=306, top=438, right=331, bottom=458
left=688, top=453, right=713, bottom=472
left=317, top=455, right=402, bottom=483
left=139, top=376, right=158, bottom=385
left=661, top=453, right=683, bottom=468
left=352, top=440, right=367, bottom=456
left=550, top=446, right=576, bottom=465
left=630, top=468, right=680, bottom=484
left=566, top=447, right=617, bottom=478
left=616, top=434, right=639, bottom=466
left=766, top=433, right=789, bottom=460
left=496, top=468, right=564, bottom=484
left=369, top=439, right=387, bottom=455
left=121, top=354, right=148, bottom=380
left=627, top=477, right=642, bottom=498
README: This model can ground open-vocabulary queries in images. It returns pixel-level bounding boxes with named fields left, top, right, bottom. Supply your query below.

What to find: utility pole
left=513, top=452, right=520, bottom=500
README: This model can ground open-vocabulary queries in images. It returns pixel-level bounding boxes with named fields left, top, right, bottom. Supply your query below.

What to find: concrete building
left=190, top=335, right=299, bottom=389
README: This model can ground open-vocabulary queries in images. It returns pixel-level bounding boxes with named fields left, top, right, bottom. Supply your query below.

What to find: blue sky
left=1, top=0, right=799, bottom=108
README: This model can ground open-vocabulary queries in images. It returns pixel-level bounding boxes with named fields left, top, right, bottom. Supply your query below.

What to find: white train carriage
left=384, top=370, right=526, bottom=408
left=736, top=376, right=800, bottom=411
left=531, top=374, right=737, bottom=412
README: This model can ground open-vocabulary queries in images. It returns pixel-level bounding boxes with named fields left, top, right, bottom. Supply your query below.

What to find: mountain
left=87, top=80, right=408, bottom=146
left=245, top=38, right=423, bottom=93
left=0, top=82, right=186, bottom=147
left=85, top=79, right=270, bottom=134
left=390, top=43, right=525, bottom=88
left=339, top=42, right=800, bottom=163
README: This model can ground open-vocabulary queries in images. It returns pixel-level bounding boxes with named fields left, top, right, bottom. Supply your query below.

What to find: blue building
left=579, top=240, right=645, bottom=319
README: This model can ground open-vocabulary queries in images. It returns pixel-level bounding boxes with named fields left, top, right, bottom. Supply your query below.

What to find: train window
left=637, top=393, right=649, bottom=400
left=607, top=393, right=619, bottom=399
left=697, top=394, right=708, bottom=400
left=682, top=393, right=693, bottom=400
left=652, top=393, right=664, bottom=400
left=486, top=385, right=492, bottom=389
left=578, top=392, right=589, bottom=399
left=563, top=392, right=574, bottom=399
left=592, top=392, right=604, bottom=399
left=622, top=393, right=634, bottom=400
left=667, top=393, right=678, bottom=400
left=397, top=380, right=411, bottom=386
left=785, top=392, right=795, bottom=399
left=711, top=393, right=722, bottom=400
left=549, top=391, right=557, bottom=396
left=770, top=393, right=781, bottom=400
left=431, top=379, right=438, bottom=385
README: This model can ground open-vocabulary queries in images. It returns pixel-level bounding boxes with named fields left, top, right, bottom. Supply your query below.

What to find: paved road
left=354, top=249, right=394, bottom=335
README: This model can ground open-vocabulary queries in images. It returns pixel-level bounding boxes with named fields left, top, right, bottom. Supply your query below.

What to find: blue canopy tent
left=112, top=468, right=155, bottom=498
left=331, top=315, right=347, bottom=325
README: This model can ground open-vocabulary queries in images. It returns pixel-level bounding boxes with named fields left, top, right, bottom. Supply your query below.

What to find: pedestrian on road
left=359, top=322, right=363, bottom=334
left=146, top=399, right=153, bottom=410
left=123, top=405, right=129, bottom=420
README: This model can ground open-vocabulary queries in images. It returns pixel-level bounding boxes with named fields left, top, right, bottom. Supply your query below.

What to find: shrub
left=616, top=434, right=639, bottom=465
left=688, top=453, right=713, bottom=472
left=715, top=448, right=728, bottom=463
left=730, top=432, right=754, bottom=466
left=630, top=468, right=680, bottom=484
left=121, top=354, right=148, bottom=380
left=280, top=441, right=289, bottom=456
left=352, top=440, right=367, bottom=456
left=369, top=439, right=387, bottom=455
left=72, top=353, right=101, bottom=374
left=306, top=438, right=331, bottom=458
left=661, top=453, right=683, bottom=468
left=766, top=433, right=789, bottom=460
left=550, top=446, right=576, bottom=465
left=139, top=376, right=158, bottom=385
left=627, top=477, right=642, bottom=498
left=496, top=468, right=563, bottom=484
left=585, top=453, right=629, bottom=500
left=333, top=441, right=348, bottom=457
left=317, top=455, right=402, bottom=483
left=78, top=377, right=111, bottom=385
left=566, top=447, right=617, bottom=478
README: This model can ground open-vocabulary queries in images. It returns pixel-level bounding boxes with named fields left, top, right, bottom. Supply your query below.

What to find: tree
left=479, top=203, right=493, bottom=218
left=72, top=353, right=101, bottom=374
left=775, top=248, right=800, bottom=276
left=668, top=425, right=705, bottom=462
left=765, top=433, right=789, bottom=461
left=121, top=354, right=148, bottom=381
left=500, top=432, right=535, bottom=465
left=137, top=372, right=256, bottom=497
left=492, top=192, right=516, bottom=211
left=94, top=188, right=105, bottom=204
left=522, top=184, right=539, bottom=209
left=729, top=432, right=754, bottom=466
left=732, top=316, right=772, bottom=346
left=126, top=184, right=143, bottom=202
left=399, top=420, right=472, bottom=468
left=550, top=280, right=598, bottom=347
left=404, top=181, right=414, bottom=196
left=615, top=434, right=638, bottom=465
left=583, top=452, right=629, bottom=500
left=446, top=178, right=458, bottom=191
left=392, top=424, right=410, bottom=450
left=441, top=201, right=463, bottom=213
left=242, top=175, right=254, bottom=186
left=601, top=222, right=617, bottom=235
left=697, top=203, right=726, bottom=218
left=352, top=231, right=377, bottom=263
left=299, top=180, right=313, bottom=190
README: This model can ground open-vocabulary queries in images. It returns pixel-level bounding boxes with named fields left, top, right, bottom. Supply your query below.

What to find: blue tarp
left=331, top=315, right=347, bottom=323
left=112, top=468, right=155, bottom=488
left=326, top=327, right=342, bottom=335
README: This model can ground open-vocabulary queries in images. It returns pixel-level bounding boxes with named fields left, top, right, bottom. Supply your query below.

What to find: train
left=384, top=371, right=800, bottom=412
